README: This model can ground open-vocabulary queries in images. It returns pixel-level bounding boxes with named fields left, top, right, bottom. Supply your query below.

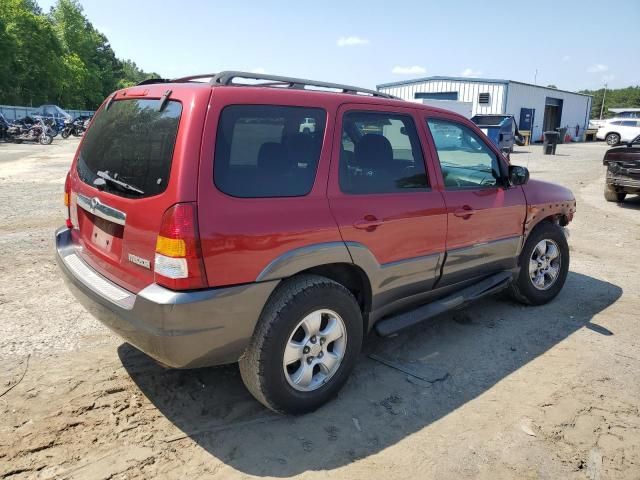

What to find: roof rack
left=137, top=71, right=399, bottom=99
left=210, top=71, right=396, bottom=99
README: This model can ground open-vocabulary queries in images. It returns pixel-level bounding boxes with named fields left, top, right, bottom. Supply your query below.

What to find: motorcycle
left=6, top=116, right=53, bottom=145
left=43, top=118, right=59, bottom=137
left=61, top=117, right=87, bottom=139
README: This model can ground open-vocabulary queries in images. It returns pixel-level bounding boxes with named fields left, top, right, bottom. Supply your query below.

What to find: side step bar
left=374, top=271, right=514, bottom=337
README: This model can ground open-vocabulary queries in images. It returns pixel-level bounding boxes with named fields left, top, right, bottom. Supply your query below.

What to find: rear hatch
left=67, top=87, right=208, bottom=293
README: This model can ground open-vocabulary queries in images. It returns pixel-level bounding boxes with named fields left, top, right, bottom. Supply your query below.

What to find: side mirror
left=508, top=165, right=529, bottom=186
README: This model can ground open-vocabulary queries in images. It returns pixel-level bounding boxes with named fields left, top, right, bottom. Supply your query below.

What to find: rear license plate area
left=79, top=209, right=124, bottom=260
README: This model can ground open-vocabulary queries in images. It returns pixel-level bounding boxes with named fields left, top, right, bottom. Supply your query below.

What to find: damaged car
left=603, top=134, right=640, bottom=203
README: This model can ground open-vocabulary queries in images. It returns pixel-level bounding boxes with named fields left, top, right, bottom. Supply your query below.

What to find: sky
left=38, top=0, right=639, bottom=91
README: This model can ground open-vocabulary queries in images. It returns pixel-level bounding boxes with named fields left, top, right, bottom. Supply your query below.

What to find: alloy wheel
left=282, top=309, right=347, bottom=392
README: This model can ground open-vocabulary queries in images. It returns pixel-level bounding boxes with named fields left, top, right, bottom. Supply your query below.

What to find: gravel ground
left=0, top=139, right=639, bottom=479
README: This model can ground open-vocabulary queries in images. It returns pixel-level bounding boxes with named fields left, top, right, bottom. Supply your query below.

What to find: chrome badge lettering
left=128, top=253, right=151, bottom=269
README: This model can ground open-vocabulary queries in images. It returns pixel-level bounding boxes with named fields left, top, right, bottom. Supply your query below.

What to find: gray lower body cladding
left=55, top=227, right=278, bottom=368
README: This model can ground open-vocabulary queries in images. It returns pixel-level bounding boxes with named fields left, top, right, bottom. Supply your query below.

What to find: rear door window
left=339, top=111, right=428, bottom=194
left=214, top=105, right=326, bottom=197
left=76, top=99, right=182, bottom=198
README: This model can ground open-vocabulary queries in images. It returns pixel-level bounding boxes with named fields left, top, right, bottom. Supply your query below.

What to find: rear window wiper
left=96, top=170, right=144, bottom=195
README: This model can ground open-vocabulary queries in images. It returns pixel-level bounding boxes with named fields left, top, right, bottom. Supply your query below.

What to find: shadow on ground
left=119, top=271, right=621, bottom=476
left=616, top=195, right=640, bottom=210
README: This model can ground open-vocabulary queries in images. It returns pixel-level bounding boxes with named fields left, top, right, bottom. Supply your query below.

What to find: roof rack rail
left=170, top=73, right=218, bottom=83
left=210, top=71, right=397, bottom=99
left=136, top=78, right=170, bottom=86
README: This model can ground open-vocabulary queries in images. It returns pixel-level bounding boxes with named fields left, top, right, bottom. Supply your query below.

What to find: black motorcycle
left=61, top=117, right=88, bottom=138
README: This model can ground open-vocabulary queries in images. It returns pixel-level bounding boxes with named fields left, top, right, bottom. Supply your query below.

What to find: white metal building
left=377, top=76, right=593, bottom=142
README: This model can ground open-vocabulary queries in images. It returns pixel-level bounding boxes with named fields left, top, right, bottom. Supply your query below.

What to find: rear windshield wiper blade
left=96, top=170, right=144, bottom=195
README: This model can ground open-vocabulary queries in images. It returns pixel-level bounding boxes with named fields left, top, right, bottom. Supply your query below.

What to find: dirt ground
left=0, top=138, right=639, bottom=480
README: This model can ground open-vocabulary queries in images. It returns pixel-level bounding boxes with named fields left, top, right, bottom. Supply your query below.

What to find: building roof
left=376, top=75, right=592, bottom=98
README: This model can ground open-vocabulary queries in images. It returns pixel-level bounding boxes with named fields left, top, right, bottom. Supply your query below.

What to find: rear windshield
left=76, top=99, right=182, bottom=198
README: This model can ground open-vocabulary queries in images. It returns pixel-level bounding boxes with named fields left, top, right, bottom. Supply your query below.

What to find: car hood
left=522, top=179, right=575, bottom=205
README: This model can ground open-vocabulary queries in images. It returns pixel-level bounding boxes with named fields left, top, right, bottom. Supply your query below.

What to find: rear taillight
left=64, top=171, right=73, bottom=229
left=154, top=203, right=208, bottom=290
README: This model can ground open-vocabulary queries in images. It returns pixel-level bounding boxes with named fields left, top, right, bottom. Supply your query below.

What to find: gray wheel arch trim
left=256, top=242, right=353, bottom=282
left=256, top=240, right=444, bottom=319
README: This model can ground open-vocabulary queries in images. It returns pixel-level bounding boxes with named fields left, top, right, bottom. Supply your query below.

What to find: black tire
left=509, top=222, right=569, bottom=306
left=39, top=134, right=53, bottom=145
left=605, top=133, right=620, bottom=146
left=61, top=129, right=70, bottom=139
left=239, top=274, right=363, bottom=414
left=604, top=183, right=626, bottom=202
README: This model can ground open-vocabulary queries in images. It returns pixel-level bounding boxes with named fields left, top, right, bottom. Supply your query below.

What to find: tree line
left=579, top=86, right=640, bottom=119
left=0, top=0, right=159, bottom=110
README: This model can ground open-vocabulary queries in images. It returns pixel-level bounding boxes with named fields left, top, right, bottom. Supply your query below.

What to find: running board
left=374, top=271, right=514, bottom=337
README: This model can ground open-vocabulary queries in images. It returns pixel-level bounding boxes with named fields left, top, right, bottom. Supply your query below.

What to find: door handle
left=454, top=205, right=476, bottom=219
left=353, top=215, right=384, bottom=230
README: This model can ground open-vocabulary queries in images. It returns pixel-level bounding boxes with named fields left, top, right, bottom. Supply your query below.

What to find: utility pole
left=534, top=69, right=538, bottom=85
left=599, top=83, right=608, bottom=119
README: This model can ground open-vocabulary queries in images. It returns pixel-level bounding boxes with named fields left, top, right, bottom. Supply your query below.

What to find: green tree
left=580, top=86, right=640, bottom=119
left=0, top=0, right=159, bottom=109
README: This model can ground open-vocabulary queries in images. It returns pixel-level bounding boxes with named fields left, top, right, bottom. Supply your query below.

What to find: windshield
left=76, top=99, right=182, bottom=198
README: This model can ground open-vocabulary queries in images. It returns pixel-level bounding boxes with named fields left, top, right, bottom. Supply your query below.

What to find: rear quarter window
left=76, top=99, right=182, bottom=198
left=213, top=105, right=326, bottom=198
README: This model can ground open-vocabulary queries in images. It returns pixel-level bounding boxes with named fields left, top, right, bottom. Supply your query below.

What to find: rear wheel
left=509, top=222, right=569, bottom=305
left=604, top=183, right=626, bottom=202
left=239, top=274, right=363, bottom=414
left=605, top=133, right=620, bottom=146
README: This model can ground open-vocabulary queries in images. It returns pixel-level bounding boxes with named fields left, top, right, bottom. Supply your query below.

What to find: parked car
left=55, top=71, right=576, bottom=414
left=596, top=119, right=640, bottom=145
left=603, top=134, right=640, bottom=202
left=470, top=114, right=519, bottom=152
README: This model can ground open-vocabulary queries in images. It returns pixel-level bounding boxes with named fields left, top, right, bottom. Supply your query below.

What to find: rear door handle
left=353, top=215, right=384, bottom=230
left=454, top=206, right=476, bottom=219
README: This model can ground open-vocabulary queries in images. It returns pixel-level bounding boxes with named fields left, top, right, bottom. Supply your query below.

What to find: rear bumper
left=55, top=227, right=279, bottom=368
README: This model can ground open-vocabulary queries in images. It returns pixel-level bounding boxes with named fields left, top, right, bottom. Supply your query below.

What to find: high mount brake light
left=154, top=203, right=207, bottom=290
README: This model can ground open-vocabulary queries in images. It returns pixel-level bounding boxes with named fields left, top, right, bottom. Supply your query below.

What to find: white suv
left=597, top=120, right=640, bottom=145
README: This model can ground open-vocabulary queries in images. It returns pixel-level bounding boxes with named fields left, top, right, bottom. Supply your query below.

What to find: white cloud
left=587, top=64, right=609, bottom=73
left=562, top=55, right=571, bottom=62
left=461, top=68, right=482, bottom=77
left=337, top=36, right=369, bottom=47
left=251, top=67, right=267, bottom=74
left=391, top=65, right=426, bottom=75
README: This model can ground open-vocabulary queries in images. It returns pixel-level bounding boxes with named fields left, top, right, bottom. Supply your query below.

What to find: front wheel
left=39, top=134, right=53, bottom=145
left=61, top=129, right=70, bottom=139
left=239, top=274, right=363, bottom=414
left=604, top=183, right=626, bottom=202
left=509, top=222, right=569, bottom=305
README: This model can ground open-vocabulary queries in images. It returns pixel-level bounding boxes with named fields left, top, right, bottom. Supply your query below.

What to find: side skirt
left=374, top=271, right=514, bottom=337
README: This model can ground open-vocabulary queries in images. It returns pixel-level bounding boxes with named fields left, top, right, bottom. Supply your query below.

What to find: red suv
left=56, top=72, right=576, bottom=414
